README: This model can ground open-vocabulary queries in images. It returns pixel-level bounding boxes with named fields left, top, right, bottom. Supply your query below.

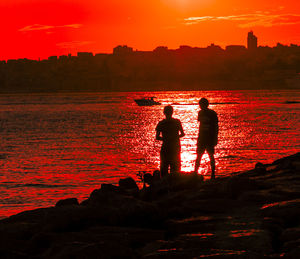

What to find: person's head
left=199, top=98, right=209, bottom=110
left=164, top=105, right=173, bottom=118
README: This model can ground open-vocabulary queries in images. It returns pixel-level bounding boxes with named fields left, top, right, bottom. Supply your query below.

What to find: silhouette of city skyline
left=0, top=31, right=299, bottom=92
left=0, top=31, right=279, bottom=62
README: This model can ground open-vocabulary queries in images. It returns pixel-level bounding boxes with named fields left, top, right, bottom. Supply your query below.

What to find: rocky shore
left=0, top=152, right=300, bottom=258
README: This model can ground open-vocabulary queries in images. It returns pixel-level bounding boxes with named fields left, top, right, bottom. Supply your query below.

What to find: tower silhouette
left=247, top=31, right=258, bottom=50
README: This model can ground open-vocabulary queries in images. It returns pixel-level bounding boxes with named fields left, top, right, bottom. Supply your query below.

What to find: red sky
left=1, top=0, right=300, bottom=60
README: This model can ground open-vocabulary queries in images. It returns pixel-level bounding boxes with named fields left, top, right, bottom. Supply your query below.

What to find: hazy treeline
left=0, top=43, right=300, bottom=92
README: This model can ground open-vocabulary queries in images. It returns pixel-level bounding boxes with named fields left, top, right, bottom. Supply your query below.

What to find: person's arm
left=213, top=113, right=219, bottom=146
left=156, top=130, right=163, bottom=141
left=178, top=121, right=185, bottom=138
left=155, top=122, right=163, bottom=141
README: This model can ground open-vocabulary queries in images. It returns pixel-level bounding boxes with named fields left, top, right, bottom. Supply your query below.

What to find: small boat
left=134, top=97, right=161, bottom=106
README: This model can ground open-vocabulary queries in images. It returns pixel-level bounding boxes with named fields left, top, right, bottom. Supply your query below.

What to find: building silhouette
left=113, top=45, right=133, bottom=56
left=247, top=31, right=258, bottom=50
left=225, top=45, right=246, bottom=54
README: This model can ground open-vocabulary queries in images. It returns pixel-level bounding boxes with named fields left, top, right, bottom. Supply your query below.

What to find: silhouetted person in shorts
left=194, top=98, right=218, bottom=179
left=156, top=105, right=185, bottom=177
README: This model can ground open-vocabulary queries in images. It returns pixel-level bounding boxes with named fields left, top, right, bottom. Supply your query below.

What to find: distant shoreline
left=0, top=80, right=298, bottom=94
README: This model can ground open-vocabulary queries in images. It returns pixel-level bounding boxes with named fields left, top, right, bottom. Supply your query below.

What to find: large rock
left=100, top=183, right=119, bottom=193
left=261, top=199, right=300, bottom=227
left=119, top=177, right=139, bottom=196
left=45, top=241, right=135, bottom=259
left=224, top=176, right=261, bottom=199
left=81, top=187, right=163, bottom=228
left=281, top=228, right=300, bottom=244
left=272, top=152, right=300, bottom=170
left=55, top=198, right=79, bottom=207
left=284, top=247, right=300, bottom=259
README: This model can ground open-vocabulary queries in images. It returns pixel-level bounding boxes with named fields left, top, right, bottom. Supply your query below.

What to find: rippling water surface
left=0, top=90, right=299, bottom=218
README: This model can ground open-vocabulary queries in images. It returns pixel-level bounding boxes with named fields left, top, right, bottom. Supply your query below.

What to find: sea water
left=0, top=90, right=299, bottom=218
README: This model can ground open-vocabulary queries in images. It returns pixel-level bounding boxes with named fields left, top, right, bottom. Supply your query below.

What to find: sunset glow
left=1, top=0, right=299, bottom=60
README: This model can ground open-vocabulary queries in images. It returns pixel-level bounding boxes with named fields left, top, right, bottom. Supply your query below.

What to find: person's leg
left=194, top=148, right=205, bottom=174
left=170, top=151, right=181, bottom=174
left=160, top=152, right=168, bottom=177
left=207, top=147, right=216, bottom=179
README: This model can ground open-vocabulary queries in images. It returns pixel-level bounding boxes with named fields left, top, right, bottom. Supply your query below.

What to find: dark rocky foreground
left=1, top=153, right=300, bottom=258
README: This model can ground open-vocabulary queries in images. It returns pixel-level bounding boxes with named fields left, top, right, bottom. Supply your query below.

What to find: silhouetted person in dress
left=194, top=98, right=218, bottom=179
left=156, top=105, right=185, bottom=177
